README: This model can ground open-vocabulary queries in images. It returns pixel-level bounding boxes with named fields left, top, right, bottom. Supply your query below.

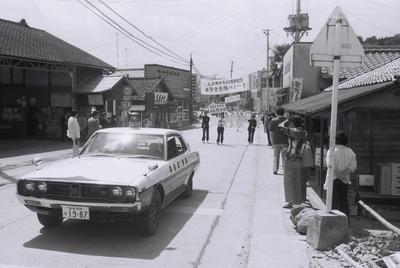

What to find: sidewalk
left=247, top=130, right=309, bottom=268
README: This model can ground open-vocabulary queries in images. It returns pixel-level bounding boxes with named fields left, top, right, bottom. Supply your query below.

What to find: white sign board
left=201, top=77, right=248, bottom=95
left=154, top=92, right=168, bottom=105
left=283, top=45, right=294, bottom=88
left=310, top=6, right=364, bottom=67
left=130, top=105, right=145, bottom=111
left=225, top=94, right=241, bottom=103
left=290, top=78, right=303, bottom=103
left=208, top=103, right=227, bottom=114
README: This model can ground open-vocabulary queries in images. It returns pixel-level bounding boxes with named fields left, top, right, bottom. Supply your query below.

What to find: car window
left=81, top=133, right=164, bottom=159
left=167, top=135, right=186, bottom=159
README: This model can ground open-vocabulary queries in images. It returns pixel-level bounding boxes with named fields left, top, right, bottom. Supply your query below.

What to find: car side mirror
left=148, top=163, right=158, bottom=171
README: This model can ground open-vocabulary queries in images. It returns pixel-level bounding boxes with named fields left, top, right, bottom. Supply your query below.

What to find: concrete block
left=306, top=210, right=350, bottom=250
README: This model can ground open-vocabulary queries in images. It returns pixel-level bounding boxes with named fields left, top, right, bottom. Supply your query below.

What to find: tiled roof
left=321, top=49, right=400, bottom=80
left=284, top=82, right=394, bottom=115
left=0, top=18, right=114, bottom=70
left=126, top=78, right=163, bottom=100
left=74, top=76, right=124, bottom=94
left=324, top=57, right=400, bottom=91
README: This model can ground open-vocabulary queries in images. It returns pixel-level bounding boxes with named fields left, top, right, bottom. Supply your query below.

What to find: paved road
left=0, top=122, right=308, bottom=268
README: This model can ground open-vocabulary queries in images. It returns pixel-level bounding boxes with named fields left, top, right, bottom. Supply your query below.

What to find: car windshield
left=80, top=133, right=164, bottom=160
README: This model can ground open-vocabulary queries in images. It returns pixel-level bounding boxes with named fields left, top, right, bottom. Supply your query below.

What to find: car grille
left=19, top=181, right=131, bottom=203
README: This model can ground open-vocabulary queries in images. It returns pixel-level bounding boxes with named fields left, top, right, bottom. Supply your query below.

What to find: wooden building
left=284, top=57, right=400, bottom=202
left=0, top=18, right=114, bottom=139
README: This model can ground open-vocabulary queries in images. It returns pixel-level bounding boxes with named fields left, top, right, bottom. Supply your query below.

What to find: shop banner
left=208, top=103, right=227, bottom=114
left=201, top=77, right=248, bottom=95
left=154, top=92, right=168, bottom=104
left=225, top=94, right=241, bottom=103
left=290, top=78, right=303, bottom=103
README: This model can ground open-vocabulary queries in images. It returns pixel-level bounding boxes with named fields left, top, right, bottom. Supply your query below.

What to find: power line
left=98, top=0, right=188, bottom=63
left=83, top=0, right=188, bottom=64
left=76, top=0, right=188, bottom=66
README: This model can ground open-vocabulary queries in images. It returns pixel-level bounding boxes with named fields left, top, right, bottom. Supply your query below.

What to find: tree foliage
left=270, top=43, right=290, bottom=78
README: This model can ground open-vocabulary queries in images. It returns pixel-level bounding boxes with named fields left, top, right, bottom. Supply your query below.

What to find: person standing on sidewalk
left=279, top=115, right=307, bottom=208
left=247, top=114, right=257, bottom=143
left=216, top=113, right=225, bottom=145
left=87, top=110, right=101, bottom=138
left=269, top=107, right=288, bottom=174
left=67, top=110, right=80, bottom=157
left=325, top=132, right=357, bottom=218
left=200, top=111, right=210, bottom=143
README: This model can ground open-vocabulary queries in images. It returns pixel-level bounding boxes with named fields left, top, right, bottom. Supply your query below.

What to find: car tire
left=138, top=189, right=162, bottom=236
left=181, top=174, right=193, bottom=199
left=37, top=213, right=62, bottom=228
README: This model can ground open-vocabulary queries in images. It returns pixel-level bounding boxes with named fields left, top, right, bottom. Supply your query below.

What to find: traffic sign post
left=310, top=7, right=364, bottom=213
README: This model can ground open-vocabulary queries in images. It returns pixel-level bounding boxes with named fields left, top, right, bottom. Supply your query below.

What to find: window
left=167, top=135, right=186, bottom=159
left=0, top=68, right=11, bottom=85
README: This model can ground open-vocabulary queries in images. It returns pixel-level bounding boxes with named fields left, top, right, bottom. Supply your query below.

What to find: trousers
left=202, top=126, right=209, bottom=141
left=248, top=129, right=255, bottom=142
left=273, top=144, right=287, bottom=173
left=283, top=159, right=303, bottom=204
left=217, top=127, right=224, bottom=143
left=72, top=139, right=79, bottom=157
left=332, top=179, right=350, bottom=218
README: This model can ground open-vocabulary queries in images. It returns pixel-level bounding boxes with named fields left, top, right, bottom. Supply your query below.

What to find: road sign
left=310, top=6, right=364, bottom=213
left=154, top=92, right=168, bottom=105
left=310, top=6, right=364, bottom=67
left=121, top=100, right=131, bottom=111
left=225, top=94, right=241, bottom=103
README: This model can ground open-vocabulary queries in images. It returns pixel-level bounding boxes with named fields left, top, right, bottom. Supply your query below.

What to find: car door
left=165, top=135, right=189, bottom=200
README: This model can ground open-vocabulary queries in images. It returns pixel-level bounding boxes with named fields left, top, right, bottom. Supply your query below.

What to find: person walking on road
left=279, top=115, right=307, bottom=209
left=200, top=111, right=210, bottom=143
left=67, top=110, right=80, bottom=157
left=87, top=110, right=101, bottom=138
left=269, top=107, right=288, bottom=175
left=247, top=114, right=257, bottom=143
left=325, top=132, right=357, bottom=218
left=216, top=114, right=225, bottom=145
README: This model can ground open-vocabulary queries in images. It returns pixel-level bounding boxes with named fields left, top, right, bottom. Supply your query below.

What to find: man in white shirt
left=67, top=110, right=80, bottom=157
left=325, top=131, right=357, bottom=218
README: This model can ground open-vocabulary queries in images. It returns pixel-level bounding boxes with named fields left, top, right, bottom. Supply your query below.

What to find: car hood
left=22, top=156, right=165, bottom=185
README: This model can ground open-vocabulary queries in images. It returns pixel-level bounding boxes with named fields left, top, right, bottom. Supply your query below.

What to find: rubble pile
left=310, top=232, right=400, bottom=267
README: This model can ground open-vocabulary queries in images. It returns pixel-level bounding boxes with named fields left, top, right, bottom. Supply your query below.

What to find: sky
left=1, top=0, right=399, bottom=78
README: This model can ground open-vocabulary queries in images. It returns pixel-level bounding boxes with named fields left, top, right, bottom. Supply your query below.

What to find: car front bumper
left=16, top=194, right=143, bottom=219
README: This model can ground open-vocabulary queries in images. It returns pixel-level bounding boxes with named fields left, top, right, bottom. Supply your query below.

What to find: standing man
left=67, top=110, right=80, bottom=157
left=87, top=110, right=101, bottom=138
left=269, top=107, right=288, bottom=175
left=216, top=114, right=225, bottom=145
left=279, top=115, right=307, bottom=209
left=200, top=111, right=210, bottom=143
left=247, top=114, right=257, bottom=143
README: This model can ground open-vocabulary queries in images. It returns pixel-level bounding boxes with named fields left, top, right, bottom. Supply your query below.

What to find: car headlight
left=111, top=187, right=122, bottom=197
left=124, top=187, right=136, bottom=198
left=37, top=182, right=47, bottom=192
left=24, top=182, right=35, bottom=192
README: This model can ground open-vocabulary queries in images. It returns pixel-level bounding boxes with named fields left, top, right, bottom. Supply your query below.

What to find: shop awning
left=283, top=81, right=394, bottom=116
left=74, top=76, right=124, bottom=94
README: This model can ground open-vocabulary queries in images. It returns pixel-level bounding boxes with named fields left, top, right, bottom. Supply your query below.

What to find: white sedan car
left=16, top=128, right=200, bottom=236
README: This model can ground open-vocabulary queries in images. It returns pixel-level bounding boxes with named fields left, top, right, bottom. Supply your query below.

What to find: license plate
left=61, top=205, right=90, bottom=220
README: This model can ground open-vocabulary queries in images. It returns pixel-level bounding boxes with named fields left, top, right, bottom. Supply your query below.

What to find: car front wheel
left=138, top=189, right=161, bottom=236
left=37, top=213, right=62, bottom=228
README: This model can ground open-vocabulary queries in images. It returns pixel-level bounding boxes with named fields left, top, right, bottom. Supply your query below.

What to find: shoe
left=273, top=171, right=278, bottom=175
left=202, top=140, right=205, bottom=143
left=283, top=203, right=292, bottom=209
left=217, top=142, right=219, bottom=145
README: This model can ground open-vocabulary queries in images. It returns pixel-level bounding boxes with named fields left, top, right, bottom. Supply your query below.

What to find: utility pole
left=115, top=32, right=119, bottom=68
left=189, top=54, right=193, bottom=124
left=230, top=61, right=234, bottom=78
left=263, top=29, right=272, bottom=113
left=125, top=48, right=128, bottom=68
left=283, top=0, right=311, bottom=42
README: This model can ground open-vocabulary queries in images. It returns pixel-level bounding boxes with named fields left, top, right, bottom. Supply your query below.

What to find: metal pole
left=326, top=14, right=342, bottom=213
left=189, top=54, right=193, bottom=125
left=295, top=0, right=301, bottom=42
